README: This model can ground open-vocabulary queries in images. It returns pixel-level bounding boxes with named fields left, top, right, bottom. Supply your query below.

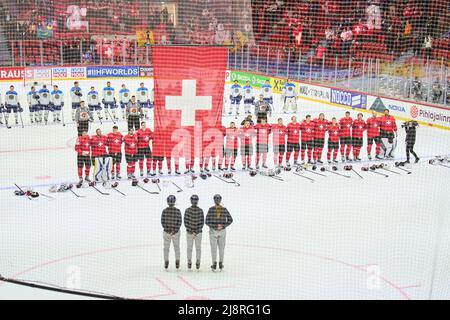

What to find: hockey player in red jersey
left=312, top=113, right=329, bottom=164
left=379, top=109, right=398, bottom=159
left=351, top=113, right=366, bottom=161
left=107, top=126, right=123, bottom=180
left=327, top=118, right=340, bottom=164
left=90, top=128, right=110, bottom=182
left=124, top=128, right=139, bottom=179
left=137, top=121, right=153, bottom=177
left=286, top=116, right=302, bottom=167
left=300, top=115, right=315, bottom=164
left=272, top=118, right=287, bottom=168
left=239, top=121, right=256, bottom=170
left=224, top=122, right=239, bottom=171
left=75, top=130, right=92, bottom=184
left=366, top=111, right=382, bottom=160
left=254, top=118, right=271, bottom=169
left=339, top=111, right=353, bottom=162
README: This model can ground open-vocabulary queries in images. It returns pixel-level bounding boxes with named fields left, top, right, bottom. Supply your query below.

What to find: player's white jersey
left=119, top=88, right=131, bottom=104
left=230, top=84, right=242, bottom=98
left=261, top=84, right=273, bottom=99
left=103, top=86, right=115, bottom=103
left=87, top=91, right=100, bottom=105
left=27, top=90, right=40, bottom=106
left=137, top=87, right=149, bottom=102
left=71, top=86, right=82, bottom=103
left=5, top=90, right=18, bottom=106
left=38, top=88, right=50, bottom=105
left=282, top=83, right=296, bottom=98
left=51, top=90, right=64, bottom=106
left=243, top=85, right=254, bottom=100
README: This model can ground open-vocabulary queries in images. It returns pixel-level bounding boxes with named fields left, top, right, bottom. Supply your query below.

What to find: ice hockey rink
left=0, top=78, right=450, bottom=300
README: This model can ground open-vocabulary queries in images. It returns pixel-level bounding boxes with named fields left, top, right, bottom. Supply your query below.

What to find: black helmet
left=213, top=194, right=222, bottom=204
left=190, top=194, right=199, bottom=205
left=167, top=195, right=176, bottom=206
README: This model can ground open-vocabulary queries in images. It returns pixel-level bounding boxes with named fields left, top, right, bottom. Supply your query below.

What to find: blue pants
left=52, top=105, right=62, bottom=111
left=72, top=103, right=81, bottom=109
left=140, top=102, right=153, bottom=109
left=30, top=105, right=41, bottom=112
left=89, top=105, right=102, bottom=111
left=6, top=105, right=21, bottom=113
left=230, top=96, right=242, bottom=104
left=41, top=104, right=52, bottom=111
left=120, top=102, right=128, bottom=109
left=263, top=98, right=273, bottom=105
left=103, top=102, right=117, bottom=109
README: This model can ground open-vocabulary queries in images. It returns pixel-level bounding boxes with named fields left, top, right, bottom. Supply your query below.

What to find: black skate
left=188, top=261, right=192, bottom=270
left=168, top=170, right=172, bottom=175
left=164, top=261, right=169, bottom=270
left=375, top=155, right=383, bottom=160
left=219, top=262, right=224, bottom=270
left=262, top=164, right=268, bottom=169
left=211, top=262, right=217, bottom=271
left=230, top=166, right=235, bottom=171
left=116, top=174, right=122, bottom=180
left=175, top=260, right=180, bottom=270
left=415, top=157, right=420, bottom=163
left=196, top=261, right=200, bottom=270
left=175, top=170, right=181, bottom=175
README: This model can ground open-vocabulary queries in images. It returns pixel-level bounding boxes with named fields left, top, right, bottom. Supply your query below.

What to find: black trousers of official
left=128, top=116, right=140, bottom=131
left=406, top=142, right=418, bottom=162
left=77, top=121, right=89, bottom=136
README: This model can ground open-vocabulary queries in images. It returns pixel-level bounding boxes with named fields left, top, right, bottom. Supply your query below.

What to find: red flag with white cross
left=152, top=46, right=228, bottom=161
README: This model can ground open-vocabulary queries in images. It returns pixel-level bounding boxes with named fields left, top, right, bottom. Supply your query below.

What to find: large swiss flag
left=152, top=46, right=228, bottom=160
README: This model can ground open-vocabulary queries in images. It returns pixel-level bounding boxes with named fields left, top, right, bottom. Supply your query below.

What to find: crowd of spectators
left=0, top=0, right=448, bottom=66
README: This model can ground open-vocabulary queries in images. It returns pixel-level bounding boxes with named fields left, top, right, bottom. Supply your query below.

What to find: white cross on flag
left=152, top=46, right=228, bottom=158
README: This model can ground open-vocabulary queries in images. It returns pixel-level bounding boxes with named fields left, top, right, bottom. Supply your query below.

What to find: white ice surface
left=0, top=80, right=450, bottom=300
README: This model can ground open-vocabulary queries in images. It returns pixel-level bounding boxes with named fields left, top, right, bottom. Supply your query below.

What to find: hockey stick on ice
left=137, top=184, right=159, bottom=195
left=396, top=166, right=412, bottom=174
left=229, top=177, right=240, bottom=187
left=366, top=168, right=389, bottom=177
left=105, top=108, right=116, bottom=125
left=112, top=187, right=125, bottom=196
left=91, top=184, right=110, bottom=195
left=213, top=174, right=236, bottom=184
left=39, top=192, right=56, bottom=200
left=351, top=168, right=364, bottom=179
left=380, top=167, right=401, bottom=175
left=292, top=171, right=315, bottom=183
left=69, top=188, right=85, bottom=198
left=324, top=169, right=351, bottom=178
left=14, top=184, right=32, bottom=200
left=171, top=181, right=183, bottom=193
left=18, top=111, right=24, bottom=129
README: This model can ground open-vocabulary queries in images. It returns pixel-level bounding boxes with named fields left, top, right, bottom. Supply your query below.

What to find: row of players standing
left=74, top=107, right=400, bottom=184
left=0, top=81, right=154, bottom=127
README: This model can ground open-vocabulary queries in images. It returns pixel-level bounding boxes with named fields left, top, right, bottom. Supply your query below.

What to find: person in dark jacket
left=161, top=195, right=182, bottom=270
left=402, top=120, right=420, bottom=163
left=205, top=194, right=233, bottom=271
left=184, top=194, right=205, bottom=270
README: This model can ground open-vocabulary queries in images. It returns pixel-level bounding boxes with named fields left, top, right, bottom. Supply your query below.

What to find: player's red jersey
left=271, top=124, right=287, bottom=146
left=366, top=116, right=381, bottom=138
left=254, top=123, right=271, bottom=145
left=286, top=122, right=301, bottom=143
left=137, top=128, right=153, bottom=149
left=313, top=119, right=329, bottom=139
left=300, top=120, right=315, bottom=141
left=379, top=115, right=397, bottom=132
left=328, top=124, right=340, bottom=143
left=75, top=135, right=91, bottom=156
left=225, top=127, right=239, bottom=150
left=339, top=117, right=353, bottom=137
left=239, top=126, right=255, bottom=146
left=107, top=132, right=123, bottom=154
left=352, top=119, right=366, bottom=139
left=90, top=134, right=108, bottom=157
left=124, top=134, right=138, bottom=155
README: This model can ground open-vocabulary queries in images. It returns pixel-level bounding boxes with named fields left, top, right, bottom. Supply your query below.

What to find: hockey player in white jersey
left=28, top=86, right=41, bottom=124
left=137, top=83, right=151, bottom=119
left=242, top=81, right=255, bottom=115
left=4, top=86, right=22, bottom=127
left=118, top=84, right=131, bottom=120
left=282, top=79, right=297, bottom=113
left=39, top=85, right=51, bottom=124
left=103, top=81, right=118, bottom=121
left=0, top=92, right=3, bottom=125
left=228, top=80, right=242, bottom=116
left=50, top=85, right=64, bottom=123
left=261, top=80, right=273, bottom=110
left=70, top=81, right=83, bottom=121
left=87, top=86, right=103, bottom=122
